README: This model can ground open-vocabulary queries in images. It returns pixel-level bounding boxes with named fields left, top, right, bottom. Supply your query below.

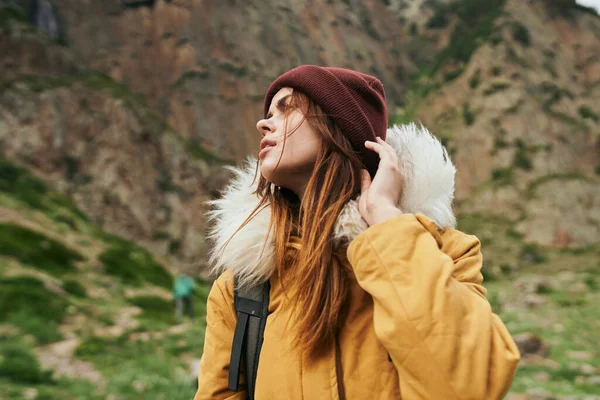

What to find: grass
left=525, top=173, right=594, bottom=199
left=184, top=138, right=231, bottom=166
left=520, top=243, right=548, bottom=264
left=0, top=158, right=89, bottom=224
left=488, top=273, right=600, bottom=396
left=0, top=222, right=85, bottom=276
left=0, top=342, right=54, bottom=384
left=128, top=295, right=174, bottom=324
left=429, top=0, right=506, bottom=74
left=75, top=322, right=206, bottom=400
left=0, top=5, right=28, bottom=28
left=0, top=276, right=69, bottom=344
left=457, top=211, right=600, bottom=396
left=98, top=234, right=173, bottom=289
left=63, top=279, right=88, bottom=298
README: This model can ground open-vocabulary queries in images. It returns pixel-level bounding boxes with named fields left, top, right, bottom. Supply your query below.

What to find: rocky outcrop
left=402, top=0, right=600, bottom=247
left=0, top=19, right=230, bottom=273
left=29, top=0, right=417, bottom=162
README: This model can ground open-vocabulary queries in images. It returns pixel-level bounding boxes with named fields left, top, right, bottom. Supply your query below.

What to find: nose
left=256, top=118, right=275, bottom=136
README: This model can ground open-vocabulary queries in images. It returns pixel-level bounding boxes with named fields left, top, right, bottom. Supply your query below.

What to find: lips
left=260, top=138, right=277, bottom=151
left=259, top=139, right=276, bottom=159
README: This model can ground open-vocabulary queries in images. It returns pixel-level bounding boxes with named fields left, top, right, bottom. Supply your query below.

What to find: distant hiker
left=173, top=273, right=195, bottom=323
left=195, top=65, right=520, bottom=399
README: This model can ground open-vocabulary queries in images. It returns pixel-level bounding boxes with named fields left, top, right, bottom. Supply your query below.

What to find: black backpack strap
left=228, top=276, right=270, bottom=399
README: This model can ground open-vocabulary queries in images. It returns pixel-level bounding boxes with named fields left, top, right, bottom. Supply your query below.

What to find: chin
left=259, top=163, right=280, bottom=186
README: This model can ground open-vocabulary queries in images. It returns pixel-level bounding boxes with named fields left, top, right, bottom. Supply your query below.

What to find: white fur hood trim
left=205, top=123, right=456, bottom=286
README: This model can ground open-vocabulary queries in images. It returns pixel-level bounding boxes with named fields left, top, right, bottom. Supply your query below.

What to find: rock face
left=0, top=19, right=228, bottom=273
left=1, top=0, right=599, bottom=272
left=38, top=0, right=417, bottom=161
left=401, top=0, right=600, bottom=247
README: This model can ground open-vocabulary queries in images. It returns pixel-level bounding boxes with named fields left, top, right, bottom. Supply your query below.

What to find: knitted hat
left=263, top=65, right=388, bottom=178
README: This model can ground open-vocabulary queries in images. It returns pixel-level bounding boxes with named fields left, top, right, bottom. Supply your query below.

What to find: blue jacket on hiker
left=173, top=275, right=195, bottom=298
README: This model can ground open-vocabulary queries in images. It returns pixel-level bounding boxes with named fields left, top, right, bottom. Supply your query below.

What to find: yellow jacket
left=196, top=124, right=520, bottom=399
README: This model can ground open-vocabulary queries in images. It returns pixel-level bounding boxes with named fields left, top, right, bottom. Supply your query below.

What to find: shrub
left=579, top=106, right=599, bottom=122
left=128, top=295, right=173, bottom=323
left=98, top=235, right=172, bottom=289
left=432, top=0, right=506, bottom=69
left=409, top=22, right=418, bottom=36
left=0, top=277, right=69, bottom=343
left=63, top=279, right=87, bottom=298
left=491, top=168, right=514, bottom=184
left=8, top=312, right=63, bottom=345
left=540, top=0, right=599, bottom=18
left=0, top=223, right=85, bottom=275
left=152, top=231, right=170, bottom=241
left=513, top=147, right=533, bottom=171
left=483, top=82, right=510, bottom=96
left=0, top=158, right=89, bottom=222
left=520, top=244, right=547, bottom=264
left=469, top=69, right=481, bottom=89
left=511, top=22, right=531, bottom=46
left=462, top=103, right=475, bottom=126
left=0, top=344, right=53, bottom=384
left=76, top=335, right=128, bottom=359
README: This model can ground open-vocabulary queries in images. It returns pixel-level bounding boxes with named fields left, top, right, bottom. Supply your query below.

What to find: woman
left=195, top=65, right=520, bottom=399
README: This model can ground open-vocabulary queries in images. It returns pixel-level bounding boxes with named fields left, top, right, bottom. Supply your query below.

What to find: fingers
left=359, top=169, right=371, bottom=193
left=365, top=137, right=398, bottom=164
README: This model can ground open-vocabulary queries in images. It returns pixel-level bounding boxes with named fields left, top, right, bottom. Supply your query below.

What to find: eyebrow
left=266, top=94, right=292, bottom=119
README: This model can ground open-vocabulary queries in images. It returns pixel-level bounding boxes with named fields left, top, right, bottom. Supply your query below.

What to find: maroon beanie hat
left=263, top=65, right=388, bottom=178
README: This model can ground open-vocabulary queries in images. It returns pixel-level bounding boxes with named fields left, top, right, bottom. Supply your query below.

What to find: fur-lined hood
left=205, top=123, right=456, bottom=287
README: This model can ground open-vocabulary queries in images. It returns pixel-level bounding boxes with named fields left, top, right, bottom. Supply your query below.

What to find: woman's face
left=256, top=87, right=322, bottom=196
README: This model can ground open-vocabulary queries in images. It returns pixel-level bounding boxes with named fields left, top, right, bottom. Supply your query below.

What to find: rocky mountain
left=25, top=0, right=419, bottom=161
left=397, top=0, right=600, bottom=250
left=1, top=8, right=236, bottom=274
left=1, top=0, right=600, bottom=398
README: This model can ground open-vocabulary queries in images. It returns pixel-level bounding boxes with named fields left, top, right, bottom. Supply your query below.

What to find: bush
left=426, top=10, right=450, bottom=29
left=0, top=343, right=53, bottom=384
left=0, top=277, right=69, bottom=344
left=76, top=335, right=128, bottom=360
left=99, top=235, right=172, bottom=289
left=491, top=168, right=514, bottom=184
left=128, top=295, right=173, bottom=323
left=579, top=106, right=599, bottom=122
left=0, top=158, right=89, bottom=222
left=483, top=82, right=511, bottom=96
left=513, top=147, right=533, bottom=171
left=409, top=22, right=418, bottom=36
left=462, top=103, right=475, bottom=126
left=0, top=223, right=85, bottom=275
left=63, top=279, right=87, bottom=298
left=520, top=244, right=547, bottom=264
left=8, top=312, right=63, bottom=345
left=540, top=0, right=599, bottom=18
left=512, top=22, right=531, bottom=46
left=469, top=69, right=481, bottom=89
left=432, top=0, right=506, bottom=69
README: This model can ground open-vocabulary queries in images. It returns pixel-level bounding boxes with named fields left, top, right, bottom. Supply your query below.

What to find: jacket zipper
left=335, top=336, right=346, bottom=400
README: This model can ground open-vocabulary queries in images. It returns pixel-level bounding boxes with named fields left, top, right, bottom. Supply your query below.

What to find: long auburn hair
left=223, top=89, right=365, bottom=357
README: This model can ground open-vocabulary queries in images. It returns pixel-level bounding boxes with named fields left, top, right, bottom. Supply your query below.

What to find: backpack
left=227, top=277, right=271, bottom=400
